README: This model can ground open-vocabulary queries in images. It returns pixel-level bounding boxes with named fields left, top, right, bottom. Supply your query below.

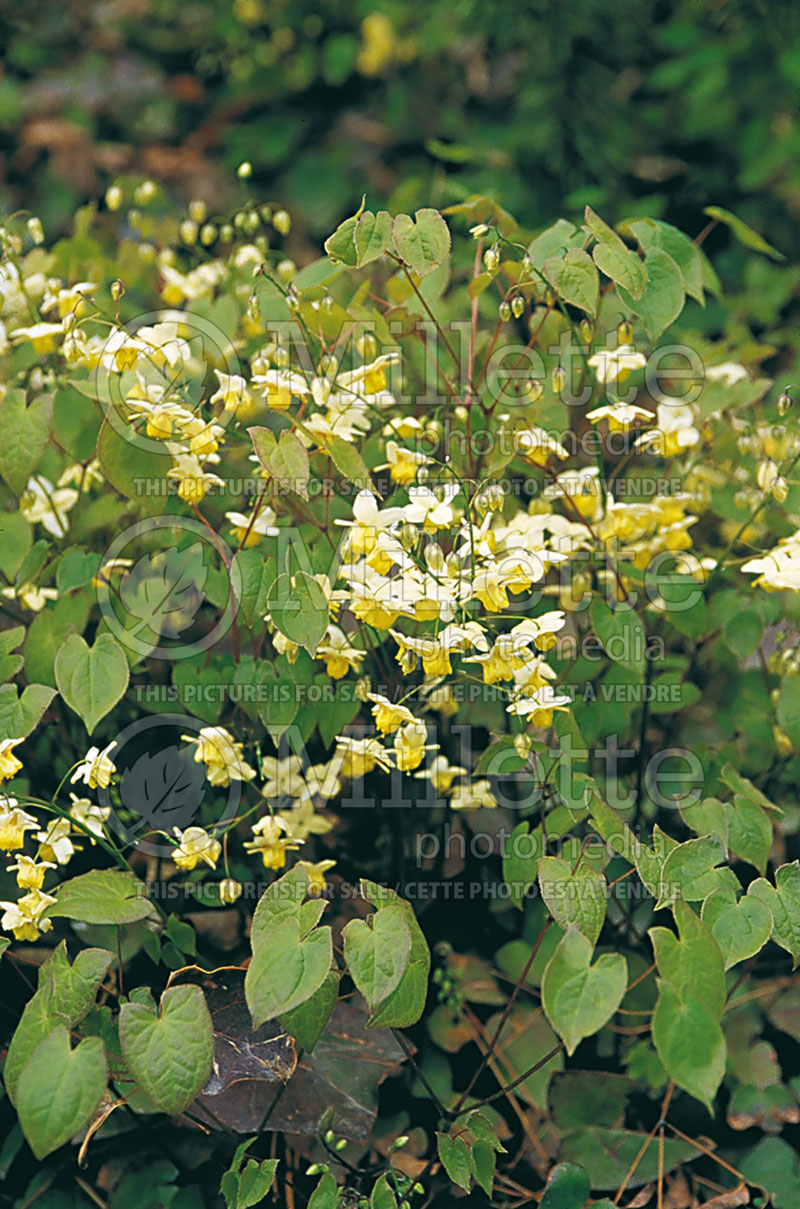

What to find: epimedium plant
left=0, top=178, right=798, bottom=1208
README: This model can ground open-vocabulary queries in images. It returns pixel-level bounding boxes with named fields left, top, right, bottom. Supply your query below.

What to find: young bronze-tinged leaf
left=119, top=984, right=214, bottom=1116
left=16, top=1027, right=107, bottom=1159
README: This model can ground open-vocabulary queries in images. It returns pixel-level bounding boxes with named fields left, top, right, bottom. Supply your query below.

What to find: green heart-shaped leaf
left=119, top=984, right=214, bottom=1116
left=16, top=1026, right=107, bottom=1159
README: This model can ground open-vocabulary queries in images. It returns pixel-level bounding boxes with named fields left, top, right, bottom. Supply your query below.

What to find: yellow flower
left=393, top=721, right=428, bottom=772
left=0, top=800, right=38, bottom=852
left=335, top=737, right=393, bottom=778
left=0, top=739, right=24, bottom=783
left=587, top=344, right=647, bottom=385
left=182, top=727, right=257, bottom=787
left=368, top=693, right=416, bottom=735
left=357, top=12, right=396, bottom=75
left=507, top=685, right=571, bottom=728
left=375, top=441, right=430, bottom=485
left=166, top=451, right=225, bottom=505
left=36, top=818, right=77, bottom=866
left=225, top=506, right=278, bottom=546
left=414, top=756, right=466, bottom=794
left=10, top=322, right=64, bottom=355
left=514, top=427, right=569, bottom=467
left=68, top=795, right=110, bottom=844
left=210, top=371, right=253, bottom=414
left=244, top=815, right=301, bottom=870
left=71, top=743, right=117, bottom=790
left=0, top=888, right=56, bottom=942
left=7, top=855, right=56, bottom=890
left=172, top=826, right=221, bottom=871
left=449, top=779, right=497, bottom=811
left=585, top=402, right=653, bottom=433
left=20, top=476, right=79, bottom=538
left=1, top=582, right=58, bottom=611
left=316, top=626, right=365, bottom=679
left=297, top=859, right=336, bottom=895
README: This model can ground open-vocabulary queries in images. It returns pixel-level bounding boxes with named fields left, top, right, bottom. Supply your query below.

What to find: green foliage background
left=1, top=0, right=799, bottom=250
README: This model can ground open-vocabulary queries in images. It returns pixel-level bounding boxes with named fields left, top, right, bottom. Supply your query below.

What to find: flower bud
left=520, top=254, right=532, bottom=274
left=771, top=475, right=789, bottom=503
left=579, top=318, right=594, bottom=343
left=511, top=294, right=525, bottom=319
left=469, top=223, right=490, bottom=238
left=778, top=391, right=793, bottom=416
left=26, top=217, right=44, bottom=245
left=617, top=319, right=634, bottom=345
left=322, top=294, right=334, bottom=313
left=484, top=246, right=500, bottom=272
left=219, top=878, right=242, bottom=904
left=274, top=345, right=290, bottom=367
left=200, top=223, right=217, bottom=246
left=180, top=220, right=198, bottom=246
left=277, top=258, right=296, bottom=282
left=357, top=331, right=378, bottom=358
left=774, top=726, right=793, bottom=757
left=105, top=185, right=123, bottom=211
left=757, top=458, right=780, bottom=493
left=285, top=289, right=300, bottom=313
left=110, top=280, right=125, bottom=302
left=355, top=676, right=371, bottom=701
left=134, top=180, right=157, bottom=205
left=513, top=733, right=532, bottom=759
left=498, top=300, right=511, bottom=322
left=273, top=209, right=291, bottom=236
left=237, top=161, right=253, bottom=179
left=219, top=223, right=234, bottom=243
left=524, top=378, right=544, bottom=403
left=453, top=405, right=468, bottom=422
left=552, top=365, right=567, bottom=392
